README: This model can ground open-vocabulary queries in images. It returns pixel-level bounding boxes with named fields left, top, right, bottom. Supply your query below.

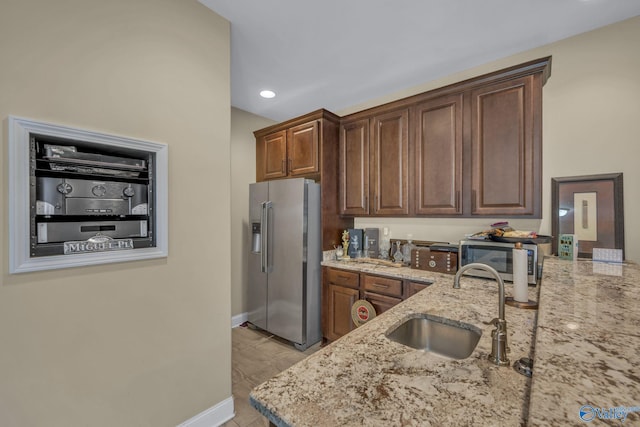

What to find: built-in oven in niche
left=30, top=135, right=157, bottom=257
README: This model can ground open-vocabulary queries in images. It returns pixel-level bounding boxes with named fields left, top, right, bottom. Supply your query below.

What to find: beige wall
left=347, top=16, right=640, bottom=263
left=230, top=108, right=275, bottom=317
left=0, top=1, right=231, bottom=426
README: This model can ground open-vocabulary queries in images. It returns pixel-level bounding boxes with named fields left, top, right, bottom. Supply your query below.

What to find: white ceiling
left=200, top=0, right=640, bottom=122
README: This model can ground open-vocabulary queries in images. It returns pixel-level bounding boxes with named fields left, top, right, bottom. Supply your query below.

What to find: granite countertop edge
left=250, top=258, right=540, bottom=426
left=250, top=257, right=640, bottom=426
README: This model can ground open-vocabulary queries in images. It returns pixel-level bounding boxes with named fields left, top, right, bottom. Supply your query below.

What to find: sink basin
left=385, top=314, right=482, bottom=359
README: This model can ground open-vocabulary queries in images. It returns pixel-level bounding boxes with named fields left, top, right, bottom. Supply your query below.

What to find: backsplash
left=354, top=217, right=547, bottom=245
left=323, top=249, right=338, bottom=261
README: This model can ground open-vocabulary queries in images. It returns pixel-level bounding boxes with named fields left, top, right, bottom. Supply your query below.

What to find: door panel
left=267, top=179, right=305, bottom=343
left=261, top=130, right=287, bottom=180
left=339, top=119, right=369, bottom=215
left=471, top=76, right=537, bottom=215
left=414, top=94, right=463, bottom=215
left=327, top=284, right=359, bottom=341
left=363, top=291, right=402, bottom=315
left=371, top=109, right=409, bottom=215
left=288, top=121, right=319, bottom=176
left=247, top=182, right=269, bottom=329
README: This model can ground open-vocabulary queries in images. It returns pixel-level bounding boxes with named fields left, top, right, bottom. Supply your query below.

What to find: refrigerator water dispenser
left=251, top=222, right=261, bottom=253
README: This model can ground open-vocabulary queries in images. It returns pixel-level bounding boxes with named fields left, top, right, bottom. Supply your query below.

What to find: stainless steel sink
left=385, top=314, right=482, bottom=359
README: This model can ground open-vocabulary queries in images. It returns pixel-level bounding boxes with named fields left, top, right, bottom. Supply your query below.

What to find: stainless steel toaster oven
left=459, top=240, right=538, bottom=284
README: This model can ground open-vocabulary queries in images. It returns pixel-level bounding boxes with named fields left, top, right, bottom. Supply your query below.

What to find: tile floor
left=223, top=325, right=321, bottom=427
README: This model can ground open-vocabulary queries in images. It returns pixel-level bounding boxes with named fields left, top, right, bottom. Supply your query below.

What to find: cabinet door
left=414, top=94, right=463, bottom=215
left=339, top=119, right=369, bottom=215
left=470, top=75, right=541, bottom=216
left=363, top=291, right=402, bottom=316
left=257, top=130, right=287, bottom=181
left=370, top=109, right=409, bottom=215
left=287, top=121, right=319, bottom=177
left=326, top=284, right=359, bottom=341
left=405, top=281, right=431, bottom=299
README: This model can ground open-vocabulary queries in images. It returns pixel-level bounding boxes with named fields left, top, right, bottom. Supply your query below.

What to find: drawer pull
left=371, top=283, right=389, bottom=288
left=338, top=275, right=350, bottom=280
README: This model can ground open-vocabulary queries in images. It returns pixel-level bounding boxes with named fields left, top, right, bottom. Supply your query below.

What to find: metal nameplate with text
left=64, top=236, right=134, bottom=255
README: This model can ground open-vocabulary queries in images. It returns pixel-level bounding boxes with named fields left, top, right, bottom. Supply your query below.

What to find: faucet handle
left=487, top=317, right=508, bottom=333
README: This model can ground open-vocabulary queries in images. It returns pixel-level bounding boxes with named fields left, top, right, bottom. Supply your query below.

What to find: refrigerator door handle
left=261, top=201, right=272, bottom=273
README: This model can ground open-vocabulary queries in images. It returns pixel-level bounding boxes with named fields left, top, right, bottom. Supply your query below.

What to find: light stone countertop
left=249, top=257, right=640, bottom=426
left=527, top=258, right=640, bottom=425
left=250, top=259, right=540, bottom=426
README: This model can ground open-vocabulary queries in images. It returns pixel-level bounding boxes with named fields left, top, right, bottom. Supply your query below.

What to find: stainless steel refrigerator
left=248, top=178, right=321, bottom=350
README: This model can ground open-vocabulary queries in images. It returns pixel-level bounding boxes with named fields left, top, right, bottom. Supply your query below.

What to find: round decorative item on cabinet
left=351, top=300, right=377, bottom=327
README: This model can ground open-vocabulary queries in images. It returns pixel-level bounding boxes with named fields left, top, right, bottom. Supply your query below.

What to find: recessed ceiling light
left=260, top=90, right=276, bottom=99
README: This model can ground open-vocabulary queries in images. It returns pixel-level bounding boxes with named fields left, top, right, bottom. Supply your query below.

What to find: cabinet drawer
left=362, top=274, right=402, bottom=297
left=405, top=280, right=432, bottom=298
left=326, top=268, right=359, bottom=289
left=363, top=291, right=402, bottom=315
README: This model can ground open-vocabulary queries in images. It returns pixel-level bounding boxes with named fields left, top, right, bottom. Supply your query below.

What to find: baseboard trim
left=231, top=312, right=248, bottom=328
left=177, top=396, right=234, bottom=427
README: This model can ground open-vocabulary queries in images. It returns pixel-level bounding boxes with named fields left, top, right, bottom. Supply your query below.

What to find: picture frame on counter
left=551, top=173, right=624, bottom=259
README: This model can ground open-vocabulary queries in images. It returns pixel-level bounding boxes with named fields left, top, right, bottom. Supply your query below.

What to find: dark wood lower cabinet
left=325, top=284, right=359, bottom=342
left=323, top=267, right=432, bottom=342
left=363, top=291, right=402, bottom=315
left=405, top=281, right=431, bottom=298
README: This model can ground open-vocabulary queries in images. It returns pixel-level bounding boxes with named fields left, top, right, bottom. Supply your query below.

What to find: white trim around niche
left=7, top=116, right=169, bottom=274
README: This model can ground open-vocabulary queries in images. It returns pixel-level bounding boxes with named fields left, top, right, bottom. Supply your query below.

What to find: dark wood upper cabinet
left=337, top=56, right=550, bottom=218
left=256, top=121, right=319, bottom=181
left=259, top=57, right=551, bottom=222
left=470, top=74, right=542, bottom=216
left=413, top=94, right=463, bottom=215
left=254, top=109, right=353, bottom=250
left=370, top=109, right=410, bottom=215
left=287, top=120, right=319, bottom=177
left=257, top=130, right=288, bottom=181
left=339, top=118, right=370, bottom=215
left=339, top=110, right=409, bottom=216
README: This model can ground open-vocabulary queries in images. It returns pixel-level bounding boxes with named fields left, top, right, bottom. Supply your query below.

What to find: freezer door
left=247, top=182, right=269, bottom=330
left=267, top=178, right=308, bottom=344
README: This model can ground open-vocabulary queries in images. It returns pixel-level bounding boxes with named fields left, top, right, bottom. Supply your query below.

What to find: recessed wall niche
left=7, top=116, right=168, bottom=273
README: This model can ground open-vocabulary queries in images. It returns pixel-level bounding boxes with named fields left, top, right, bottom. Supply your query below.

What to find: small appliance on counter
left=459, top=239, right=538, bottom=284
left=411, top=243, right=458, bottom=274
